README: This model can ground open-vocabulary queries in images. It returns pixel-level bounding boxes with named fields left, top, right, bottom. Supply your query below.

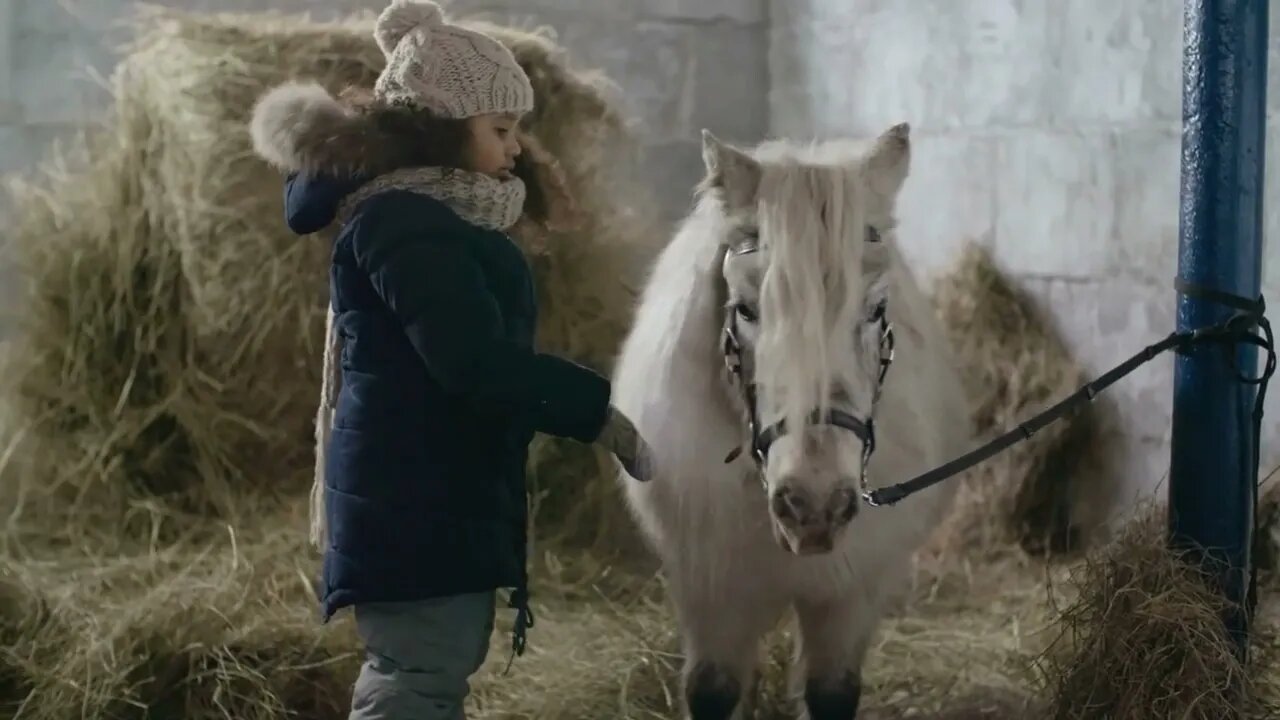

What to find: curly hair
left=338, top=86, right=579, bottom=234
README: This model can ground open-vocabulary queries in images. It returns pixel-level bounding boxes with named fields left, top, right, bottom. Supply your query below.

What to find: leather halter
left=719, top=232, right=896, bottom=496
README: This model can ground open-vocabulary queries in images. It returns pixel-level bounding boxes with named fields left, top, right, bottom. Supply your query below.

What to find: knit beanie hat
left=372, top=0, right=535, bottom=119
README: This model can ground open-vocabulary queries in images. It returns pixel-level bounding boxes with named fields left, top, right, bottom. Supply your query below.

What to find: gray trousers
left=348, top=592, right=496, bottom=720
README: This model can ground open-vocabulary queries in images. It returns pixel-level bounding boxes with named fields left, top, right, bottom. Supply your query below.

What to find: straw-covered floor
left=1, top=6, right=1279, bottom=719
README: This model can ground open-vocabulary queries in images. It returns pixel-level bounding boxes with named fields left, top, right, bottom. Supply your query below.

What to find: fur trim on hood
left=250, top=81, right=407, bottom=179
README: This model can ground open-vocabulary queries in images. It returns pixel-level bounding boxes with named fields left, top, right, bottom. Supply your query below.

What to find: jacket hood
left=252, top=82, right=418, bottom=236
left=250, top=81, right=410, bottom=179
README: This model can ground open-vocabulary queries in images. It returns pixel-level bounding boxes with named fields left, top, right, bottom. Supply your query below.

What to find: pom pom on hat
left=375, top=0, right=445, bottom=56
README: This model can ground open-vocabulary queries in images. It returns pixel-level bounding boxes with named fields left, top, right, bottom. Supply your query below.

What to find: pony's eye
left=736, top=303, right=759, bottom=322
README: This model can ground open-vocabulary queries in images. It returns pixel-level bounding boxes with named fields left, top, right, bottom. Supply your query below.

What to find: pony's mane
left=751, top=140, right=878, bottom=432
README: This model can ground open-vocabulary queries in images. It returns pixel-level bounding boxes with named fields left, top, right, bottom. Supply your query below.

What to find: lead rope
left=866, top=300, right=1274, bottom=508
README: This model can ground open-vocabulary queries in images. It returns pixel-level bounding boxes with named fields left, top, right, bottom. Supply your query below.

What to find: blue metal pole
left=1169, top=0, right=1269, bottom=661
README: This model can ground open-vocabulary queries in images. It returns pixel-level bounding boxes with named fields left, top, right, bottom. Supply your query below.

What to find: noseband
left=720, top=240, right=896, bottom=495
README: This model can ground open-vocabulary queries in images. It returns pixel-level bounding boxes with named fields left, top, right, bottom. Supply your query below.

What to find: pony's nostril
left=771, top=485, right=809, bottom=523
left=832, top=487, right=860, bottom=523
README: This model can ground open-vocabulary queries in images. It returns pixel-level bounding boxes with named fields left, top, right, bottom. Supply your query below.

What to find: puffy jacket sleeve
left=349, top=206, right=612, bottom=444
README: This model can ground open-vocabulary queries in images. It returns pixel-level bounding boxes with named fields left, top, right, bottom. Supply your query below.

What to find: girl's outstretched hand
left=597, top=406, right=655, bottom=482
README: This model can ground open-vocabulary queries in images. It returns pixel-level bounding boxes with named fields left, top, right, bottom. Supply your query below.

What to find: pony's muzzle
left=769, top=484, right=860, bottom=555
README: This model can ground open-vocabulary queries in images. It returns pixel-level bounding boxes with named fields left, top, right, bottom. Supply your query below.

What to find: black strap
left=1176, top=276, right=1266, bottom=315
left=866, top=329, right=1190, bottom=506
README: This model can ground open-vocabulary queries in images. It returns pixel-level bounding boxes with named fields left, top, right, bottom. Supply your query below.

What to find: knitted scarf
left=310, top=167, right=526, bottom=550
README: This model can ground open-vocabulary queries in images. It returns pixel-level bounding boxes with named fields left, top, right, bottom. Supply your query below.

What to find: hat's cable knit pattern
left=373, top=0, right=535, bottom=119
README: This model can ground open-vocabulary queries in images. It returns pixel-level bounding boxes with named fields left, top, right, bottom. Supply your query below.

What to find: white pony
left=610, top=123, right=976, bottom=719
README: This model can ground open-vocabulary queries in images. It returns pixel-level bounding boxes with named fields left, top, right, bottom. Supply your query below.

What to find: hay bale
left=0, top=126, right=210, bottom=540
left=1035, top=502, right=1275, bottom=719
left=0, top=6, right=663, bottom=549
left=929, top=243, right=1108, bottom=557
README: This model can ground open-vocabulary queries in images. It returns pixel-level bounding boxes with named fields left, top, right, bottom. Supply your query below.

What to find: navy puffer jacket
left=253, top=82, right=613, bottom=658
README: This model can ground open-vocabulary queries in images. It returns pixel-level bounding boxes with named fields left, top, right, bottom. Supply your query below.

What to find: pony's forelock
left=754, top=157, right=871, bottom=431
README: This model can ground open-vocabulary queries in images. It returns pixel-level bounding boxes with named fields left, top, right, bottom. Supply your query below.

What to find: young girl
left=250, top=2, right=651, bottom=717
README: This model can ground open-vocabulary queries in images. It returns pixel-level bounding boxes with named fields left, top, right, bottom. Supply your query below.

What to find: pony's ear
left=865, top=122, right=911, bottom=197
left=701, top=129, right=760, bottom=209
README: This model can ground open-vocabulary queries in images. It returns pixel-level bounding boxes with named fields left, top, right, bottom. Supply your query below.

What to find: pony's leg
left=670, top=578, right=780, bottom=720
left=790, top=596, right=876, bottom=720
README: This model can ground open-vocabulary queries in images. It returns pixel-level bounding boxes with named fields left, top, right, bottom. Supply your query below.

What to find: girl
left=250, top=2, right=652, bottom=717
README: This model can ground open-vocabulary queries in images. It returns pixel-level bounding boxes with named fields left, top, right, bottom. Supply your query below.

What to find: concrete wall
left=0, top=0, right=769, bottom=224
left=770, top=0, right=1280, bottom=506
